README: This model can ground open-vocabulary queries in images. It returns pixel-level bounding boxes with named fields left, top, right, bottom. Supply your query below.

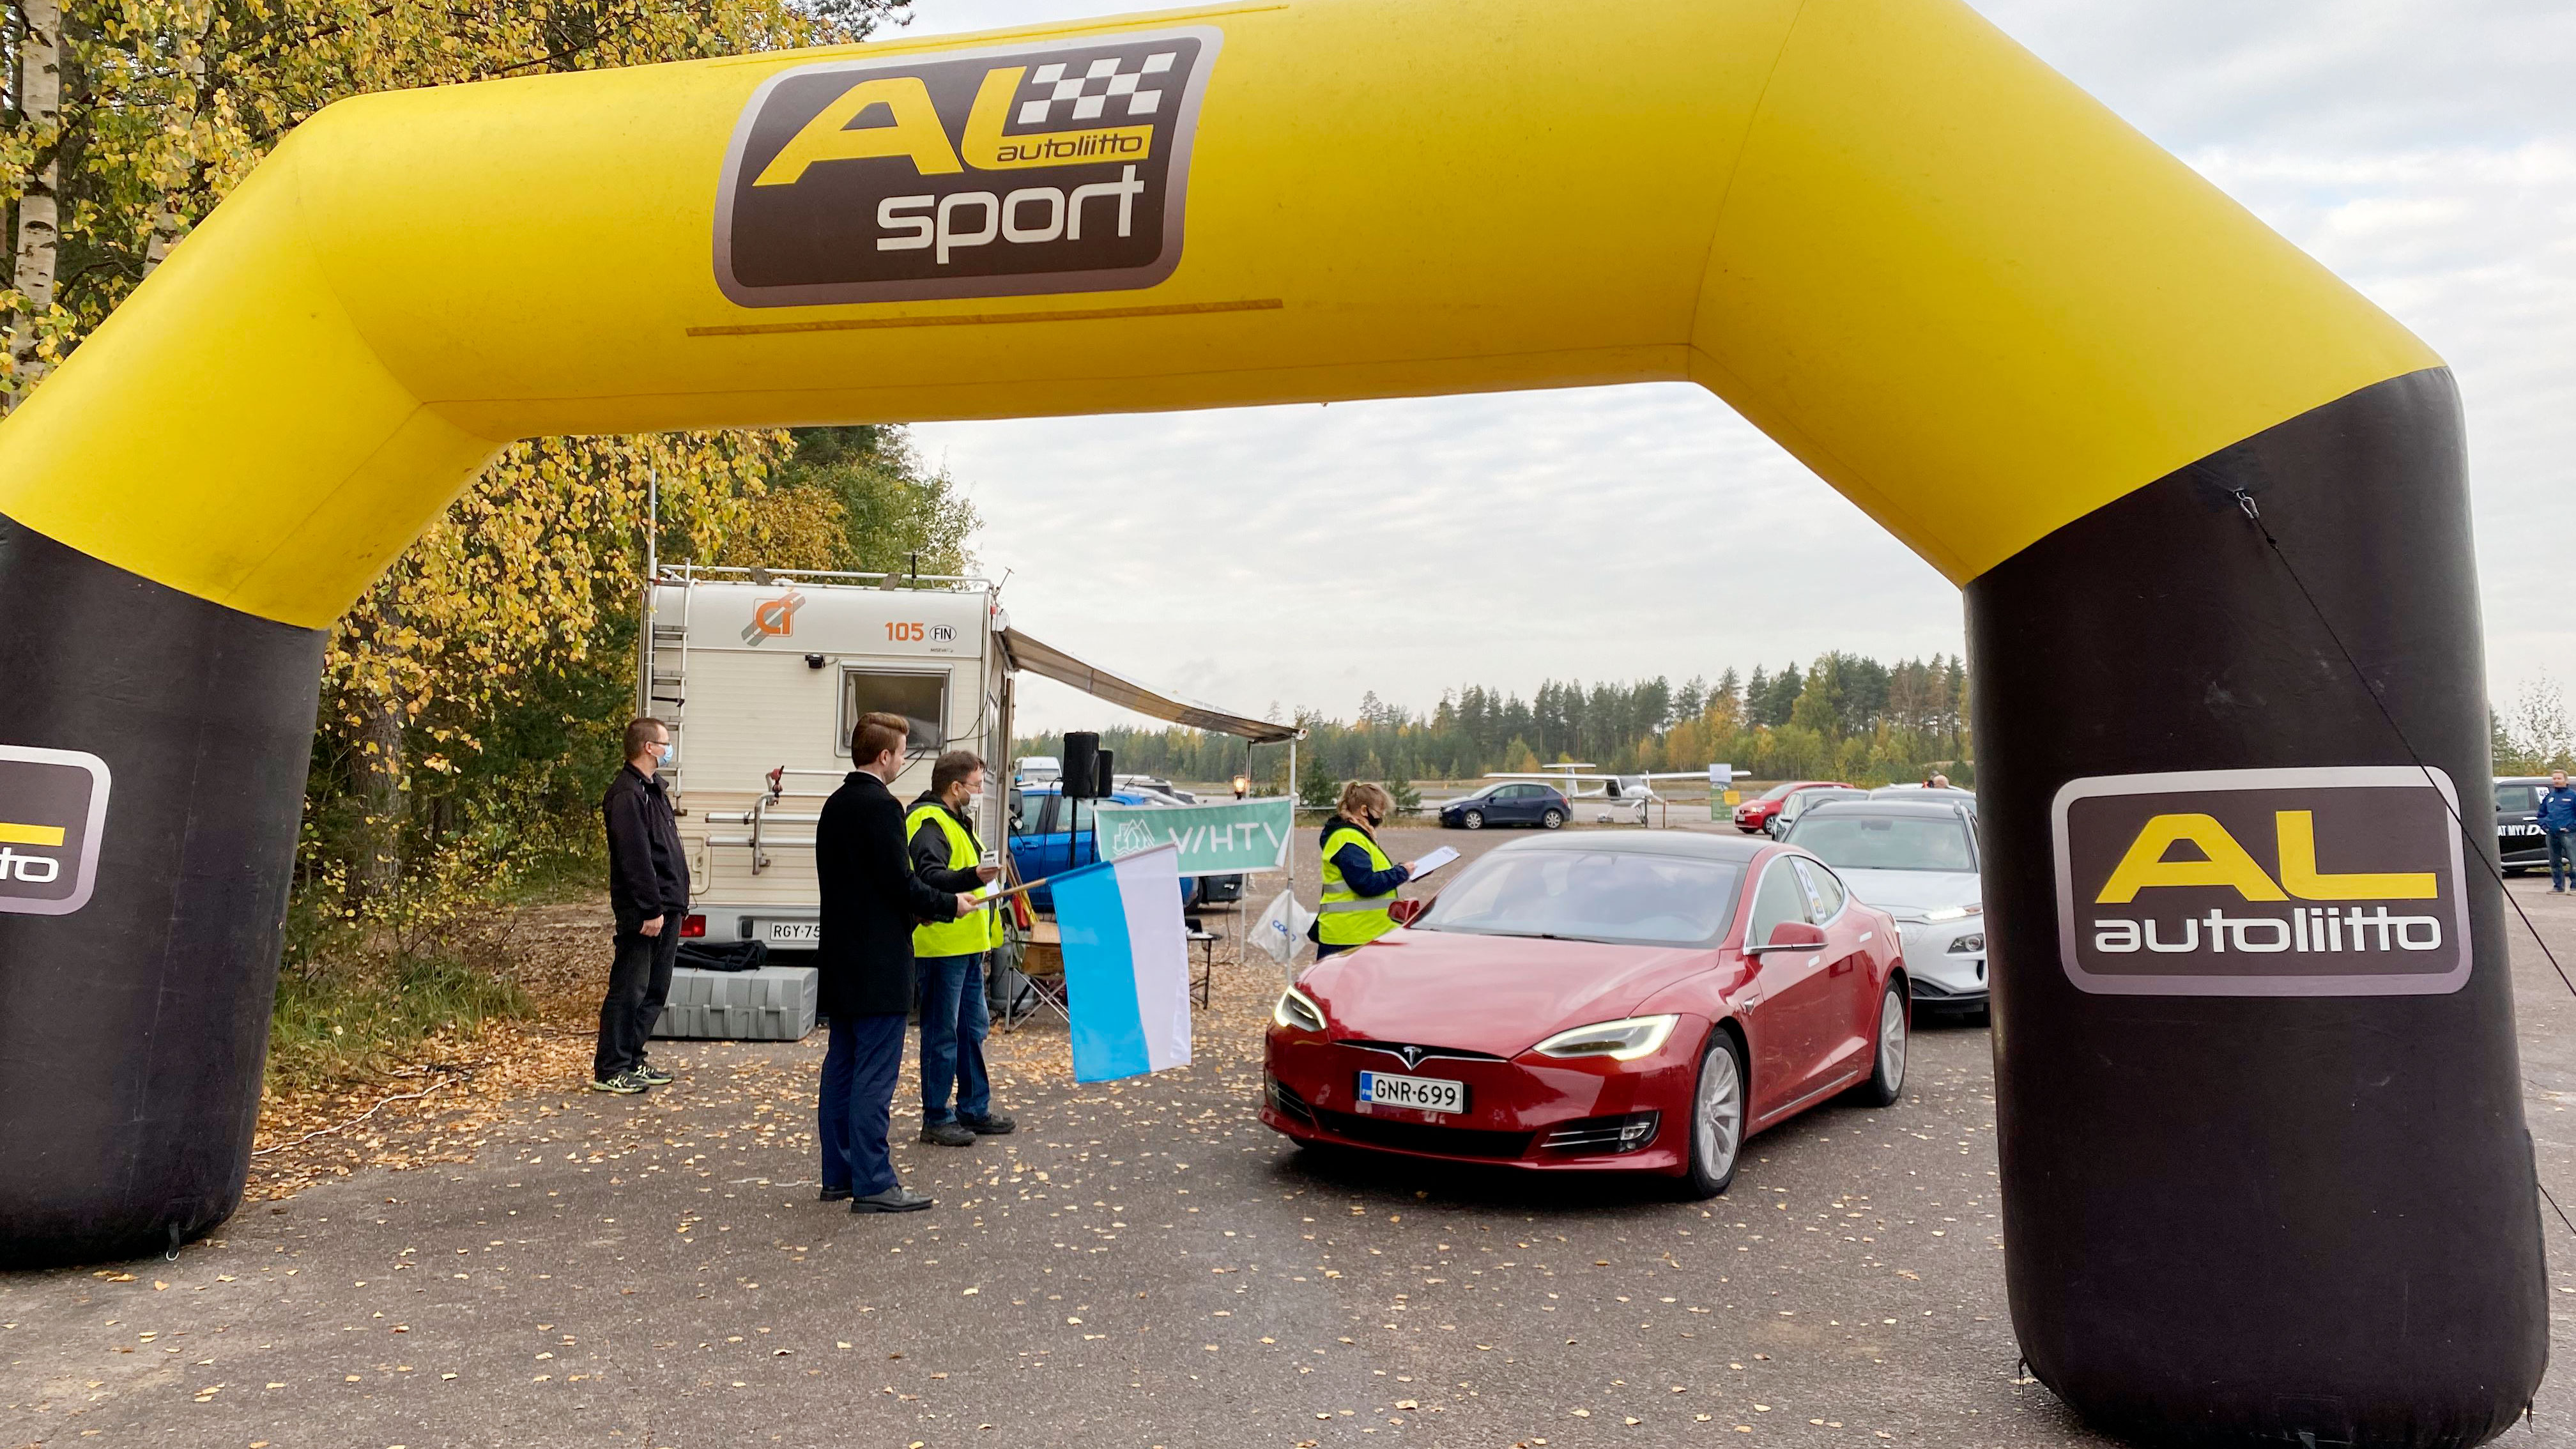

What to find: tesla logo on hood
left=1393, top=1045, right=1429, bottom=1070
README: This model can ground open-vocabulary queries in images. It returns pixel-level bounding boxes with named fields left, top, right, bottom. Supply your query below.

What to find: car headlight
left=1947, top=932, right=1985, bottom=954
left=1531, top=1015, right=1681, bottom=1061
left=1273, top=985, right=1326, bottom=1033
left=1924, top=904, right=1982, bottom=923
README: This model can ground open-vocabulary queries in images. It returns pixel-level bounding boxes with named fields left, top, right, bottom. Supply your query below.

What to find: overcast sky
left=886, top=0, right=2575, bottom=736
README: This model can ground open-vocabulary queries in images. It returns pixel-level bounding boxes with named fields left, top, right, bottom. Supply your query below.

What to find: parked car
left=1015, top=755, right=1062, bottom=785
left=1868, top=785, right=1977, bottom=816
left=1261, top=832, right=1907, bottom=1197
left=1768, top=785, right=1868, bottom=837
left=1732, top=779, right=1848, bottom=834
left=1006, top=784, right=1240, bottom=910
left=2496, top=776, right=2556, bottom=875
left=1784, top=799, right=1986, bottom=1017
left=1438, top=781, right=1572, bottom=831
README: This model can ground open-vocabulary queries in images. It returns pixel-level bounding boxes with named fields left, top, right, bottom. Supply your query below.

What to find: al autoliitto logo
left=0, top=744, right=113, bottom=917
left=714, top=27, right=1221, bottom=307
left=2051, top=766, right=2472, bottom=997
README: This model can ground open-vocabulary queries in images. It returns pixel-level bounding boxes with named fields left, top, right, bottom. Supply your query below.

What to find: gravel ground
left=5, top=827, right=2572, bottom=1448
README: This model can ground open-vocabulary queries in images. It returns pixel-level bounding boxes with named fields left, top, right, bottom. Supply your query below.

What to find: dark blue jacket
left=2538, top=785, right=2576, bottom=832
left=1320, top=815, right=1411, bottom=898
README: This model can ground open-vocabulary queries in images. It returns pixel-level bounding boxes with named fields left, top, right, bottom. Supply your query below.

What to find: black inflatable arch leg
left=0, top=518, right=322, bottom=1268
left=1971, top=368, right=2548, bottom=1446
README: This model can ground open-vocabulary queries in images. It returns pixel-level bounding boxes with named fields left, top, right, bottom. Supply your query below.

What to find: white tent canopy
left=996, top=628, right=1301, bottom=745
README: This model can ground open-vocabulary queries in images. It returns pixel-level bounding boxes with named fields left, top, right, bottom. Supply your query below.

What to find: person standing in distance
left=2539, top=769, right=2576, bottom=894
left=1309, top=780, right=1420, bottom=959
left=816, top=712, right=974, bottom=1213
left=908, top=750, right=1014, bottom=1147
left=595, top=717, right=687, bottom=1094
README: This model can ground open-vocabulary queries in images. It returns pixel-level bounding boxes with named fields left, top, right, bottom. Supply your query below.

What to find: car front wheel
left=1461, top=810, right=1485, bottom=831
left=1682, top=1033, right=1746, bottom=1198
left=1851, top=979, right=1908, bottom=1107
left=1540, top=808, right=1565, bottom=830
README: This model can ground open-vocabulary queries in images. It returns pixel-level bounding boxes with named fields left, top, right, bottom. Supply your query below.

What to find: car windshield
left=1758, top=782, right=1803, bottom=802
left=1787, top=813, right=1976, bottom=871
left=1413, top=850, right=1745, bottom=947
left=2496, top=783, right=2538, bottom=813
left=1463, top=783, right=1505, bottom=800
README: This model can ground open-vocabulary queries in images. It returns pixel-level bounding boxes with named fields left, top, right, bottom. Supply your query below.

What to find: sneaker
left=588, top=1072, right=646, bottom=1095
left=633, top=1062, right=675, bottom=1086
left=960, top=1112, right=1017, bottom=1136
left=850, top=1186, right=935, bottom=1214
left=919, top=1121, right=977, bottom=1147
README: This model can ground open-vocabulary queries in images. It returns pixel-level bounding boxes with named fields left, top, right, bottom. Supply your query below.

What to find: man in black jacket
left=595, top=717, right=688, bottom=1094
left=816, top=711, right=972, bottom=1213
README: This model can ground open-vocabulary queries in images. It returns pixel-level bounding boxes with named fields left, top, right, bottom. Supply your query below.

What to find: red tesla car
left=1731, top=779, right=1850, bottom=834
left=1261, top=833, right=1907, bottom=1195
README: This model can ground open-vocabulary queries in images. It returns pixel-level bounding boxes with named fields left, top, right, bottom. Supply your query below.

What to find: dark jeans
left=819, top=1012, right=907, bottom=1197
left=2550, top=830, right=2576, bottom=891
left=594, top=919, right=680, bottom=1080
left=917, top=952, right=992, bottom=1126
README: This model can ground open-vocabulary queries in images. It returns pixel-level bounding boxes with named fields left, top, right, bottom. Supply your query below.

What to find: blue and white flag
left=1052, top=842, right=1192, bottom=1083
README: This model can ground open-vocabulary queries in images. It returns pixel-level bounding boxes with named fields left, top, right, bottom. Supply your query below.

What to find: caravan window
left=839, top=668, right=947, bottom=755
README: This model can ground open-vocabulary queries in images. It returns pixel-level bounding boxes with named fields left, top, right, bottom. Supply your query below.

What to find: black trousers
left=595, top=921, right=680, bottom=1080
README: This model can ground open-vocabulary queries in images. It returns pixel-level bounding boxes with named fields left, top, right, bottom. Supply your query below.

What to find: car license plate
left=1357, top=1071, right=1465, bottom=1115
left=763, top=920, right=822, bottom=945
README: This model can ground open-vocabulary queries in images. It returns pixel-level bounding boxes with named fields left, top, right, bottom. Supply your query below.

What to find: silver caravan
left=639, top=565, right=1013, bottom=949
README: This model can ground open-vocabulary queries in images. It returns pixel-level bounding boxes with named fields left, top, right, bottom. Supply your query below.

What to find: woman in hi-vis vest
left=1310, top=781, right=1423, bottom=958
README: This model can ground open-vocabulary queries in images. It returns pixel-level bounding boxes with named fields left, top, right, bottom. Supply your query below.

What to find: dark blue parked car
left=1437, top=781, right=1571, bottom=831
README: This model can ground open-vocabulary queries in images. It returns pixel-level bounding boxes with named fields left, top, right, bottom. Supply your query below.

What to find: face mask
left=657, top=744, right=673, bottom=764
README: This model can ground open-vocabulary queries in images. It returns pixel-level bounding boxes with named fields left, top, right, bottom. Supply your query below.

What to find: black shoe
left=818, top=1186, right=853, bottom=1203
left=919, top=1121, right=976, bottom=1147
left=850, top=1186, right=935, bottom=1213
left=960, top=1112, right=1017, bottom=1136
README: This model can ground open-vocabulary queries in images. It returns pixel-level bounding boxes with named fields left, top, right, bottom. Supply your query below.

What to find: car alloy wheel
left=1462, top=810, right=1484, bottom=830
left=1683, top=1035, right=1745, bottom=1198
left=1852, top=981, right=1908, bottom=1107
left=1541, top=808, right=1565, bottom=830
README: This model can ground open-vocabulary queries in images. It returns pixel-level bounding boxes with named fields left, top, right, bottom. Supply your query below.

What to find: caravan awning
left=997, top=627, right=1301, bottom=744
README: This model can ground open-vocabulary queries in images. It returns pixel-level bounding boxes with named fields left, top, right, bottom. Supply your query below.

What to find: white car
left=1781, top=799, right=1988, bottom=1017
left=1767, top=783, right=1867, bottom=838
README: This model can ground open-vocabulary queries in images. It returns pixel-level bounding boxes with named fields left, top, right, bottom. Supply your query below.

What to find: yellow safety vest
left=1317, top=822, right=1401, bottom=947
left=907, top=802, right=994, bottom=957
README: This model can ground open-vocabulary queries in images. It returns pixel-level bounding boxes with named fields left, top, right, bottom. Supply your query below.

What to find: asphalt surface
left=7, top=830, right=2575, bottom=1449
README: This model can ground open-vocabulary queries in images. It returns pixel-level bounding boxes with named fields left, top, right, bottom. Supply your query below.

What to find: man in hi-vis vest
left=908, top=750, right=1015, bottom=1147
left=1310, top=781, right=1423, bottom=958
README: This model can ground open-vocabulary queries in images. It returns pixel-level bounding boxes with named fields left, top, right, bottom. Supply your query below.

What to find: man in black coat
left=595, top=717, right=689, bottom=1094
left=816, top=711, right=972, bottom=1213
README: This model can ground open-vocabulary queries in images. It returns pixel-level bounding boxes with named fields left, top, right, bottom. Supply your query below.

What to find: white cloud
left=891, top=0, right=2576, bottom=730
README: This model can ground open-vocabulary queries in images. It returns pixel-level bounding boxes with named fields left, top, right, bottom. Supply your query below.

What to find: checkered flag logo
left=1018, top=52, right=1177, bottom=126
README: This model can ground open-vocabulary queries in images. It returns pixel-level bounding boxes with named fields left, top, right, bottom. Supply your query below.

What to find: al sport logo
left=0, top=744, right=112, bottom=917
left=714, top=27, right=1221, bottom=307
left=2051, top=766, right=2472, bottom=997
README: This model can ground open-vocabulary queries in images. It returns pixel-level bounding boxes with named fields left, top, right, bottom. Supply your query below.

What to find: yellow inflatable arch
left=0, top=2, right=2541, bottom=1441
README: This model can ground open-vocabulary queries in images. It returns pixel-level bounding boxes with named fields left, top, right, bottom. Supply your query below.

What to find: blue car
left=1437, top=781, right=1571, bottom=831
left=1006, top=785, right=1239, bottom=912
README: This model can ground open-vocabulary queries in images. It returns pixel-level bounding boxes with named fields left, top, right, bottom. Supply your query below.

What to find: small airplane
left=1482, top=763, right=1724, bottom=825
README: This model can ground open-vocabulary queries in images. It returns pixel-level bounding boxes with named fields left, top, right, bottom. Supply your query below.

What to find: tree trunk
left=5, top=0, right=63, bottom=412
left=142, top=42, right=207, bottom=278
left=356, top=692, right=408, bottom=899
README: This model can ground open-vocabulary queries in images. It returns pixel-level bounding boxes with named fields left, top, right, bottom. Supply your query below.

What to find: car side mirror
left=1749, top=920, right=1827, bottom=954
left=1388, top=898, right=1427, bottom=926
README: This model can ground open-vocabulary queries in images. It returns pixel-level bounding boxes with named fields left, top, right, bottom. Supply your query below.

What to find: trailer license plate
left=1357, top=1071, right=1464, bottom=1115
left=763, top=921, right=821, bottom=945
